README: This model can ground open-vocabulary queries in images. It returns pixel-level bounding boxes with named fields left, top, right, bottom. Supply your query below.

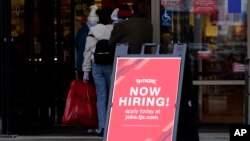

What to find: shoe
left=87, top=129, right=96, bottom=133
left=98, top=129, right=104, bottom=137
left=96, top=128, right=104, bottom=137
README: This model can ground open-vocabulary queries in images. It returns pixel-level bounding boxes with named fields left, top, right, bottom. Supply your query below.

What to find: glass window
left=160, top=0, right=247, bottom=124
left=160, top=0, right=247, bottom=81
left=200, top=85, right=244, bottom=123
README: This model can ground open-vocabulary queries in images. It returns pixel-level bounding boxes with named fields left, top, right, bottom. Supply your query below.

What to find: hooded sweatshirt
left=87, top=5, right=99, bottom=26
left=82, top=23, right=113, bottom=80
left=75, top=5, right=98, bottom=71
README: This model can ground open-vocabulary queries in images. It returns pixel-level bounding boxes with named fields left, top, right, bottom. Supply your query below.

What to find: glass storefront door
left=159, top=0, right=247, bottom=124
left=0, top=0, right=75, bottom=134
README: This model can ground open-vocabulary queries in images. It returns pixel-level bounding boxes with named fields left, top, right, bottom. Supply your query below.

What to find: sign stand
left=104, top=43, right=198, bottom=141
left=173, top=43, right=199, bottom=141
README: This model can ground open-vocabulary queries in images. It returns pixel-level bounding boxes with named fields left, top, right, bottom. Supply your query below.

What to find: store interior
left=0, top=0, right=248, bottom=136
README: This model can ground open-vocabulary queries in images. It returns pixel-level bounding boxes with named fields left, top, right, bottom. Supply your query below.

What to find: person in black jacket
left=109, top=0, right=153, bottom=54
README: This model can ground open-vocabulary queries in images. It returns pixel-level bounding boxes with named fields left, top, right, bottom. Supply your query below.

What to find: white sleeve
left=82, top=35, right=96, bottom=76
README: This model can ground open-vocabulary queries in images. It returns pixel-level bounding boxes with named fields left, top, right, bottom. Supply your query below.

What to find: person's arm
left=75, top=27, right=82, bottom=51
left=82, top=34, right=96, bottom=81
left=76, top=24, right=90, bottom=72
left=109, top=23, right=125, bottom=52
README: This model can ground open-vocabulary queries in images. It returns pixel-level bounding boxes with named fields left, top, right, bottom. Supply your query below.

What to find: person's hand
left=83, top=79, right=89, bottom=83
left=83, top=72, right=89, bottom=83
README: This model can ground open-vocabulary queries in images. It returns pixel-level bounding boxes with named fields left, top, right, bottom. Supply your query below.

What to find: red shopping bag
left=62, top=80, right=98, bottom=128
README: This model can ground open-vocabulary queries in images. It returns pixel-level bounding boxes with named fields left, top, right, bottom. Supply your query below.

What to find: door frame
left=246, top=0, right=250, bottom=124
left=151, top=0, right=160, bottom=43
left=0, top=0, right=12, bottom=135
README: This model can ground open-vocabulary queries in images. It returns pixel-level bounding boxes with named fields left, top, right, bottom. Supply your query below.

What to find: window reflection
left=160, top=0, right=247, bottom=124
left=161, top=0, right=247, bottom=80
left=11, top=0, right=25, bottom=37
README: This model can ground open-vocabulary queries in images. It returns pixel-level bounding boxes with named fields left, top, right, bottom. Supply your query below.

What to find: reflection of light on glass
left=16, top=2, right=20, bottom=16
left=28, top=58, right=32, bottom=61
left=39, top=58, right=42, bottom=62
left=48, top=107, right=51, bottom=118
left=34, top=58, right=38, bottom=62
left=242, top=0, right=247, bottom=12
left=16, top=4, right=20, bottom=16
left=54, top=57, right=58, bottom=61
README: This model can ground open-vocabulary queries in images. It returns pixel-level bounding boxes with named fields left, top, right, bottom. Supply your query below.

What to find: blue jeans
left=92, top=63, right=113, bottom=130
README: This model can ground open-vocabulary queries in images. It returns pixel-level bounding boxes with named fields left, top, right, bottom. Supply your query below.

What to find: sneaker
left=87, top=129, right=96, bottom=133
left=98, top=128, right=104, bottom=137
left=95, top=128, right=104, bottom=137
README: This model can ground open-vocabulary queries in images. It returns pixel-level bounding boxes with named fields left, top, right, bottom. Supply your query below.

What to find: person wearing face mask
left=75, top=5, right=99, bottom=80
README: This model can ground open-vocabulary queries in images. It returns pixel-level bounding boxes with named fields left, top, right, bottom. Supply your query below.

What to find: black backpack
left=94, top=39, right=114, bottom=64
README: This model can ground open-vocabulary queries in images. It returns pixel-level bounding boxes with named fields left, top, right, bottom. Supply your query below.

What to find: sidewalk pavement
left=0, top=136, right=102, bottom=141
left=0, top=133, right=229, bottom=141
left=199, top=133, right=229, bottom=141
